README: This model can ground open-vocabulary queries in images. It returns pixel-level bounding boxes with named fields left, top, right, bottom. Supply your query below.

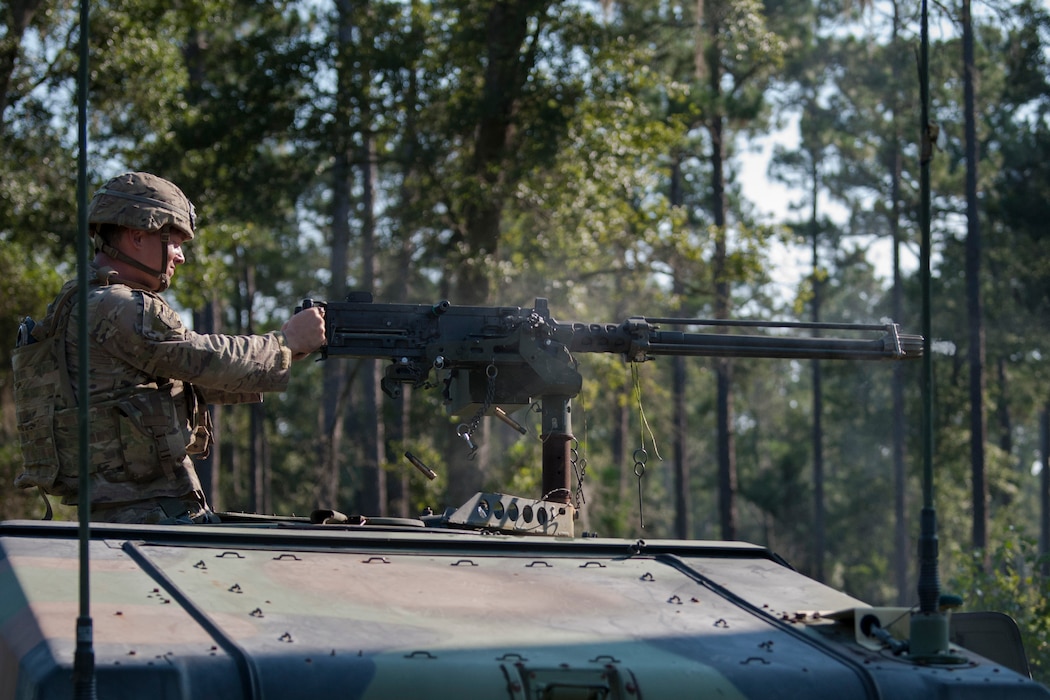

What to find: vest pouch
left=46, top=402, right=147, bottom=485
left=13, top=340, right=118, bottom=496
left=12, top=339, right=64, bottom=493
left=13, top=397, right=60, bottom=492
left=114, top=390, right=189, bottom=484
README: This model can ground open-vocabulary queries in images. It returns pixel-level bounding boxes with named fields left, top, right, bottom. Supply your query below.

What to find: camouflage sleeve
left=92, top=287, right=294, bottom=396
left=196, top=386, right=265, bottom=405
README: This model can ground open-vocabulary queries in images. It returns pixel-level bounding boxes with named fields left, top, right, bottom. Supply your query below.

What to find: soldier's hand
left=282, top=307, right=326, bottom=361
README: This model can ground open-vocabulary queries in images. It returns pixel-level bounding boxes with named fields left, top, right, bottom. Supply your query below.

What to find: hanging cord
left=631, top=363, right=662, bottom=529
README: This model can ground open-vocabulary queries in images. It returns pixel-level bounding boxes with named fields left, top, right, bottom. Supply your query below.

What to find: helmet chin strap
left=100, top=229, right=171, bottom=291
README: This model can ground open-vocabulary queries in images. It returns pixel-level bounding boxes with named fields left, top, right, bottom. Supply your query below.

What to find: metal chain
left=571, top=392, right=589, bottom=510
left=633, top=447, right=648, bottom=530
left=457, top=364, right=497, bottom=459
left=571, top=439, right=588, bottom=510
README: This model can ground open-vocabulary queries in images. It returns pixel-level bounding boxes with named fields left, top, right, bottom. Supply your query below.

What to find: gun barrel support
left=540, top=396, right=573, bottom=505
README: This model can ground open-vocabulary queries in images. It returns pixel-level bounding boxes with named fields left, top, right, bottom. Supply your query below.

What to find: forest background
left=1, top=0, right=1049, bottom=682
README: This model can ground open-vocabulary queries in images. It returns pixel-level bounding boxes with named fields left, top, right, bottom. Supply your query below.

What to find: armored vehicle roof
left=2, top=516, right=1046, bottom=700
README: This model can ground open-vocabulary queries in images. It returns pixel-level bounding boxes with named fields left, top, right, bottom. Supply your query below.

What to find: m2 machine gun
left=304, top=292, right=922, bottom=525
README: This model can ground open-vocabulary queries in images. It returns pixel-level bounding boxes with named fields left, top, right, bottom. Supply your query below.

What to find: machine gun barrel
left=568, top=317, right=922, bottom=362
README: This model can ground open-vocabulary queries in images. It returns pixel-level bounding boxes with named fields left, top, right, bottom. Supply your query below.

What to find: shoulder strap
left=40, top=284, right=83, bottom=409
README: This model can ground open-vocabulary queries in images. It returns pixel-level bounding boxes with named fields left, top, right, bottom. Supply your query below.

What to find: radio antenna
left=72, top=0, right=98, bottom=696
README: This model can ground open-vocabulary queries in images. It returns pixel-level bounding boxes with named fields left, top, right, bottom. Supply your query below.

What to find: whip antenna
left=909, top=0, right=957, bottom=663
left=72, top=0, right=98, bottom=696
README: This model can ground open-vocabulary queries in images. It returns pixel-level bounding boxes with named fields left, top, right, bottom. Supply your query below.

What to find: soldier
left=11, top=172, right=326, bottom=524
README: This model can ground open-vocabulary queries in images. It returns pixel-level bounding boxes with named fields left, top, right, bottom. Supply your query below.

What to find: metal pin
left=456, top=425, right=477, bottom=452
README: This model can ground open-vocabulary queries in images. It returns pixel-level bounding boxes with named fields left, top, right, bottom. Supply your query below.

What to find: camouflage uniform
left=12, top=173, right=295, bottom=524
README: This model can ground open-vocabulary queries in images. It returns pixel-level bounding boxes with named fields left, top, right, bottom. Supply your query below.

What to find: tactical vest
left=12, top=281, right=207, bottom=497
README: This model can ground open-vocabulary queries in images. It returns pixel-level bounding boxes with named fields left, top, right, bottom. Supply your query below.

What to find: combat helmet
left=87, top=172, right=197, bottom=291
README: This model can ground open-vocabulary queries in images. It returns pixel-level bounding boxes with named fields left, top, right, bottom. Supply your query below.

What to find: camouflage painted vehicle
left=2, top=297, right=1047, bottom=699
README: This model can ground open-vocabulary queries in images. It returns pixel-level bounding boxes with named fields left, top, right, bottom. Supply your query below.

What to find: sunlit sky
left=737, top=128, right=910, bottom=304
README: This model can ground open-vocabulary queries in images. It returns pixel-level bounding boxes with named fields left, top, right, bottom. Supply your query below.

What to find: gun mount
left=304, top=292, right=922, bottom=510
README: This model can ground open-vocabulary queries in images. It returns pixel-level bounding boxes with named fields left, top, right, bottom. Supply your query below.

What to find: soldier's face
left=162, top=231, right=189, bottom=280
left=124, top=228, right=188, bottom=290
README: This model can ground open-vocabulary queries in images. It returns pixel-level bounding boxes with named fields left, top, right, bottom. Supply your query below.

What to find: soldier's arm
left=94, top=290, right=295, bottom=395
left=150, top=328, right=294, bottom=394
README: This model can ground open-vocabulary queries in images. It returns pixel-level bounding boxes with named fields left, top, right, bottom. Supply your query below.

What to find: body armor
left=12, top=275, right=205, bottom=501
left=13, top=264, right=293, bottom=511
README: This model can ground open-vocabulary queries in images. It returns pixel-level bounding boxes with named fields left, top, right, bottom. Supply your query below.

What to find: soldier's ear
left=126, top=229, right=148, bottom=250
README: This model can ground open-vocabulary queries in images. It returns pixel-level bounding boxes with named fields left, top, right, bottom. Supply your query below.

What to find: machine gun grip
left=294, top=298, right=328, bottom=359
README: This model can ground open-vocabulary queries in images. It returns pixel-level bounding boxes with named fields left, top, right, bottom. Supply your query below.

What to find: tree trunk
left=241, top=259, right=266, bottom=513
left=321, top=0, right=356, bottom=510
left=0, top=0, right=45, bottom=133
left=672, top=353, right=689, bottom=539
left=1040, top=406, right=1049, bottom=576
left=444, top=2, right=549, bottom=505
left=705, top=3, right=736, bottom=541
left=355, top=5, right=386, bottom=515
left=809, top=173, right=825, bottom=583
left=386, top=4, right=424, bottom=518
left=453, top=1, right=547, bottom=306
left=962, top=0, right=989, bottom=564
left=995, top=357, right=1012, bottom=454
left=613, top=386, right=630, bottom=513
left=669, top=155, right=690, bottom=540
left=888, top=0, right=910, bottom=606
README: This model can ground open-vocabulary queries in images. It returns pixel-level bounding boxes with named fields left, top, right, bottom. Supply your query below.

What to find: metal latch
left=503, top=663, right=639, bottom=700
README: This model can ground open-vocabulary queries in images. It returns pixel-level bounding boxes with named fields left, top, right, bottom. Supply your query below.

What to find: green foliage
left=86, top=0, right=189, bottom=149
left=949, top=534, right=1050, bottom=686
left=0, top=242, right=65, bottom=365
left=0, top=242, right=67, bottom=520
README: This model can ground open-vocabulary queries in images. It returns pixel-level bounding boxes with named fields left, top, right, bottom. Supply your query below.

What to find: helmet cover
left=88, top=172, right=196, bottom=240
